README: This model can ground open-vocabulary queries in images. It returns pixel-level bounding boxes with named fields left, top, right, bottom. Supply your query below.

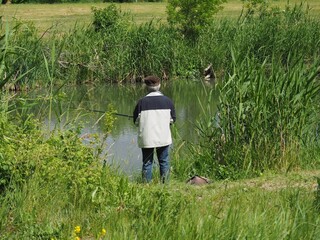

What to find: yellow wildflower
left=75, top=237, right=81, bottom=240
left=74, top=225, right=81, bottom=234
left=101, top=228, right=107, bottom=236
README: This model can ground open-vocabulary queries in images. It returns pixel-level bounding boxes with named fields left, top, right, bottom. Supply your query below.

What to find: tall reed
left=193, top=51, right=320, bottom=179
left=1, top=3, right=320, bottom=87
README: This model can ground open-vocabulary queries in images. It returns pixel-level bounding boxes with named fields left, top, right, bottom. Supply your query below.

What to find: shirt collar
left=146, top=91, right=163, bottom=97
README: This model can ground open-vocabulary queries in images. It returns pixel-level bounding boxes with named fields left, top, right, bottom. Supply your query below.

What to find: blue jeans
left=142, top=145, right=170, bottom=183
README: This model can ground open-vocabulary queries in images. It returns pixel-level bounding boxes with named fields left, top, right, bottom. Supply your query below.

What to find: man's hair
left=144, top=75, right=160, bottom=86
left=147, top=84, right=161, bottom=92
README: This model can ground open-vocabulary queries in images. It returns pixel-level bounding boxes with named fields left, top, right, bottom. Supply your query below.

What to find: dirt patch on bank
left=216, top=170, right=320, bottom=192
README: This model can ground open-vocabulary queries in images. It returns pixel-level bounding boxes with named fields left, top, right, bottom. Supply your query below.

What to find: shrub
left=166, top=0, right=227, bottom=40
left=0, top=113, right=106, bottom=195
left=92, top=4, right=130, bottom=33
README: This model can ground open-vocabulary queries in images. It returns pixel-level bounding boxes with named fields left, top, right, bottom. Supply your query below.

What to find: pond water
left=21, top=80, right=218, bottom=176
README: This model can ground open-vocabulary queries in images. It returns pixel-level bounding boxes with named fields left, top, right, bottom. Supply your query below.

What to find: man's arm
left=170, top=102, right=176, bottom=124
left=133, top=101, right=141, bottom=125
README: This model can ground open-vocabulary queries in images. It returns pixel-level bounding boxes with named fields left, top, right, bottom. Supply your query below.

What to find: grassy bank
left=0, top=2, right=167, bottom=33
left=1, top=1, right=320, bottom=33
left=1, top=164, right=319, bottom=239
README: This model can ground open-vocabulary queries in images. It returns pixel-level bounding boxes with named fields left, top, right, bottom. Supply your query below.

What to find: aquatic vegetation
left=170, top=3, right=320, bottom=180
left=1, top=2, right=319, bottom=87
left=190, top=52, right=320, bottom=180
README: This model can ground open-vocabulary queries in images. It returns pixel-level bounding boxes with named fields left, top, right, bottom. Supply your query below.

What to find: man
left=133, top=75, right=176, bottom=183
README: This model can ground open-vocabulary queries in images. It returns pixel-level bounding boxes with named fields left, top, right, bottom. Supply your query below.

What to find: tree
left=166, top=0, right=227, bottom=40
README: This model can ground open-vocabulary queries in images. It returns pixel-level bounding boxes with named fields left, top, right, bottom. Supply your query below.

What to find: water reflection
left=18, top=80, right=218, bottom=175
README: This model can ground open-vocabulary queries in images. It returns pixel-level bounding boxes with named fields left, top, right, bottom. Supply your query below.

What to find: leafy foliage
left=166, top=0, right=227, bottom=40
left=0, top=113, right=106, bottom=194
left=92, top=4, right=129, bottom=33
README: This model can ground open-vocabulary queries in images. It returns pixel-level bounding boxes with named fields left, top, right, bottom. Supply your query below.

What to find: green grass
left=1, top=168, right=319, bottom=239
left=0, top=2, right=167, bottom=33
left=219, top=0, right=320, bottom=18
left=1, top=1, right=320, bottom=33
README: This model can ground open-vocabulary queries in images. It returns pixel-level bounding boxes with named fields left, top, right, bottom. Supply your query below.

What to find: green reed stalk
left=193, top=48, right=320, bottom=179
left=43, top=45, right=54, bottom=131
left=2, top=2, right=319, bottom=87
left=0, top=23, right=9, bottom=90
left=0, top=21, right=36, bottom=90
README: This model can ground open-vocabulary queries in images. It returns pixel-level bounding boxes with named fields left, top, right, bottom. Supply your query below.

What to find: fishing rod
left=76, top=108, right=133, bottom=119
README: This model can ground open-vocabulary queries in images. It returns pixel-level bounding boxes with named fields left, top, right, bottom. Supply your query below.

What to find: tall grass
left=196, top=52, right=320, bottom=175
left=0, top=20, right=38, bottom=91
left=1, top=3, right=319, bottom=87
left=1, top=168, right=319, bottom=239
left=189, top=49, right=320, bottom=180
left=168, top=3, right=320, bottom=180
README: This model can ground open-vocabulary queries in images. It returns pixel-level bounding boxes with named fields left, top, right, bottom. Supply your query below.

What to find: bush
left=92, top=4, right=126, bottom=33
left=166, top=0, right=227, bottom=40
left=0, top=113, right=105, bottom=194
